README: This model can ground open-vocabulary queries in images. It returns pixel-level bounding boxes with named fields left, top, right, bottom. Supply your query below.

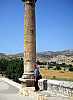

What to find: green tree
left=6, top=59, right=24, bottom=82
left=56, top=64, right=61, bottom=70
left=69, top=64, right=73, bottom=72
left=0, top=58, right=8, bottom=74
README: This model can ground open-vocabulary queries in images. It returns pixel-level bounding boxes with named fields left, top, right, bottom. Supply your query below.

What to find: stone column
left=20, top=0, right=37, bottom=87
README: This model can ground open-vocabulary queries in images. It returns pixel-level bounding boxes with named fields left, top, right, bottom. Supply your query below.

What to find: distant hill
left=37, top=49, right=73, bottom=57
left=0, top=53, right=6, bottom=56
left=15, top=53, right=24, bottom=57
left=0, top=49, right=73, bottom=65
left=0, top=49, right=73, bottom=58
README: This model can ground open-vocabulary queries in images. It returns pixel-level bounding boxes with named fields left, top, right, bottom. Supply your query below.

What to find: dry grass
left=40, top=68, right=73, bottom=81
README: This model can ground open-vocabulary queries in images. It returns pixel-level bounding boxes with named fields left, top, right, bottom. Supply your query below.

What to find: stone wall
left=38, top=79, right=73, bottom=97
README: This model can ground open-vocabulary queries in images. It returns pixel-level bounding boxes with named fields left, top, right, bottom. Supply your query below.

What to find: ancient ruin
left=19, top=0, right=37, bottom=87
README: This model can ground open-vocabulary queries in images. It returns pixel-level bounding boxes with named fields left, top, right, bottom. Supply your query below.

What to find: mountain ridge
left=0, top=49, right=73, bottom=56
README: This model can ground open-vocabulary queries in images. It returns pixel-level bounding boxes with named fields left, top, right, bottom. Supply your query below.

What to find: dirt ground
left=40, top=68, right=73, bottom=81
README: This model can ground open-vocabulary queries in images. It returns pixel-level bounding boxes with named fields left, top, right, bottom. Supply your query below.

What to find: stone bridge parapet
left=38, top=79, right=73, bottom=97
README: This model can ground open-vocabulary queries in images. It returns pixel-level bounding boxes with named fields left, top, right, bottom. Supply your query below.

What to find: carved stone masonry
left=19, top=0, right=37, bottom=87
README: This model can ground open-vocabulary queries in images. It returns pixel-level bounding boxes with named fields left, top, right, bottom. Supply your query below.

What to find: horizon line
left=0, top=48, right=73, bottom=54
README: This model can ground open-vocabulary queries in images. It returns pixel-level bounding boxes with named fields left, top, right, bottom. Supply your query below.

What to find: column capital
left=22, top=0, right=37, bottom=3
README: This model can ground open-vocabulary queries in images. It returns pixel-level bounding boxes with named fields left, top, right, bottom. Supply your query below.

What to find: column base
left=19, top=78, right=35, bottom=96
left=19, top=78, right=34, bottom=87
left=22, top=72, right=34, bottom=79
left=19, top=72, right=34, bottom=87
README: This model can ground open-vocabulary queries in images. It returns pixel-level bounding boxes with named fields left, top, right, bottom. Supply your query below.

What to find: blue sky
left=0, top=0, right=73, bottom=54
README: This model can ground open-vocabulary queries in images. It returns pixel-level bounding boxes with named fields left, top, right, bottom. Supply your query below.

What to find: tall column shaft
left=24, top=0, right=36, bottom=77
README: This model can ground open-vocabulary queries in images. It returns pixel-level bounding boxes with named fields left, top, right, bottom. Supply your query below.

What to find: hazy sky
left=0, top=0, right=73, bottom=54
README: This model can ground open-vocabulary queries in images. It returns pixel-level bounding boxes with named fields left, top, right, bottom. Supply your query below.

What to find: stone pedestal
left=19, top=78, right=34, bottom=87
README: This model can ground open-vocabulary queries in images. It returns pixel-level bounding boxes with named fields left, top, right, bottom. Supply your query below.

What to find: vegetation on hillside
left=0, top=58, right=24, bottom=82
